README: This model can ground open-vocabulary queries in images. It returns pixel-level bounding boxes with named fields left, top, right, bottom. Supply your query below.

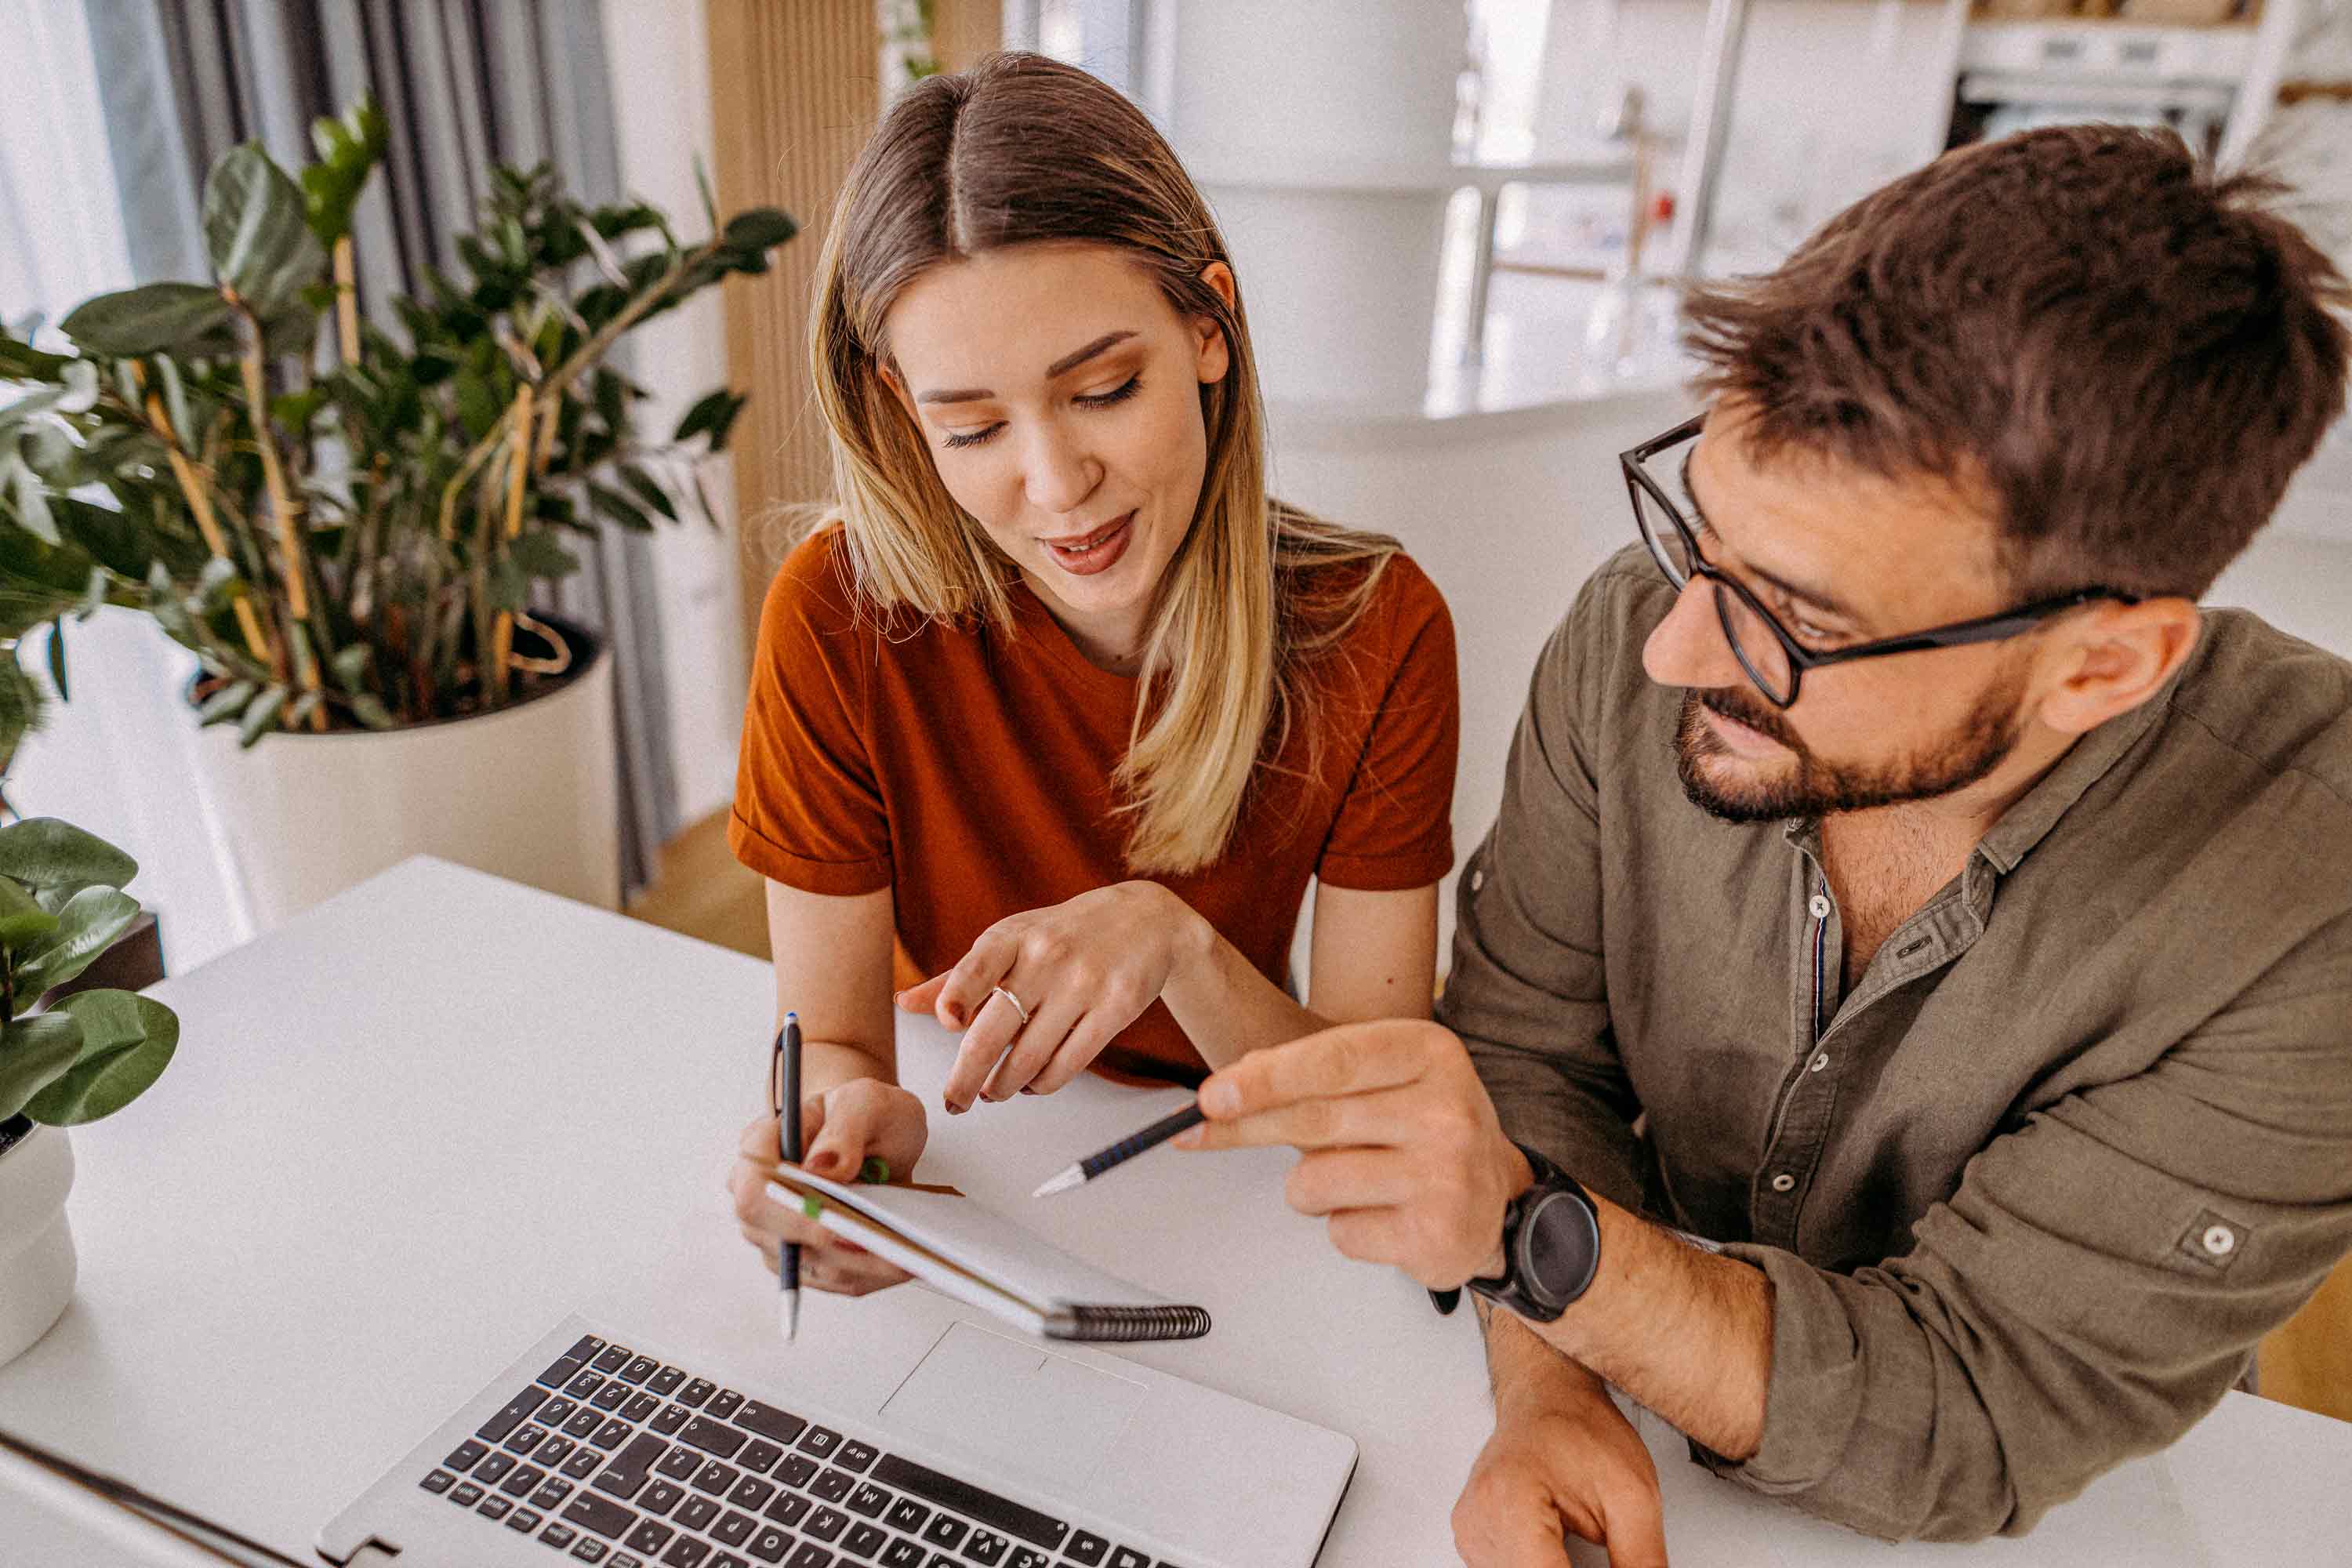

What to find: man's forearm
left=1518, top=1193, right=1774, bottom=1460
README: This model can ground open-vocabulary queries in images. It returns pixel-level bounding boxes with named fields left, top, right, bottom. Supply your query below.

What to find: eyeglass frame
left=1620, top=416, right=2140, bottom=708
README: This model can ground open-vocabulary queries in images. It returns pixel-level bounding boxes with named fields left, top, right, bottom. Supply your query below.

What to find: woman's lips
left=1042, top=511, right=1136, bottom=577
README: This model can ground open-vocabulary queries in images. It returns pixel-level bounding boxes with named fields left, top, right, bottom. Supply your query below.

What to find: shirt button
left=2203, top=1225, right=2237, bottom=1258
left=1769, top=1173, right=1796, bottom=1193
left=1808, top=894, right=1831, bottom=920
left=1809, top=1052, right=1830, bottom=1073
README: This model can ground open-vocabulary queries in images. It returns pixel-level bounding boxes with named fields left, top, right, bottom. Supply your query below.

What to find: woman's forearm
left=1156, top=894, right=1330, bottom=1069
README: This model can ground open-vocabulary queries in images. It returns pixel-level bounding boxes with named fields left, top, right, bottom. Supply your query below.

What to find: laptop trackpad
left=878, top=1321, right=1146, bottom=1492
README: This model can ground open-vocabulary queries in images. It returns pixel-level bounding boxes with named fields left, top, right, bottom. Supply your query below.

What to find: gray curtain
left=81, top=0, right=678, bottom=898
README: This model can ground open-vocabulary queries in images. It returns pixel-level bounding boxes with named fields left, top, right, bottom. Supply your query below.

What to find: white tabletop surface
left=0, top=857, right=2346, bottom=1566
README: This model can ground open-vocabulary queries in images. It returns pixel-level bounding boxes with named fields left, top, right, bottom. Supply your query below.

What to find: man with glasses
left=1178, top=125, right=2352, bottom=1563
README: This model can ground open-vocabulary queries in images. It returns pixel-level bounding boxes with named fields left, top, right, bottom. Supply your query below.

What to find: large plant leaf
left=203, top=145, right=326, bottom=316
left=0, top=818, right=136, bottom=890
left=59, top=283, right=236, bottom=358
left=617, top=463, right=677, bottom=521
left=13, top=885, right=139, bottom=995
left=0, top=877, right=57, bottom=949
left=23, top=989, right=177, bottom=1125
left=0, top=1011, right=82, bottom=1122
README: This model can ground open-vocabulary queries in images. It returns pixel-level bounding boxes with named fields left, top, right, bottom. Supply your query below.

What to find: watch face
left=1523, top=1190, right=1599, bottom=1305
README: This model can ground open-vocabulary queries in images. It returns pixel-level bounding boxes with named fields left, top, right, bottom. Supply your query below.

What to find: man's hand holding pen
left=1173, top=1018, right=1534, bottom=1289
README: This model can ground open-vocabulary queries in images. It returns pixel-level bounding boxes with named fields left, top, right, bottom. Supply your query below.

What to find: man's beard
left=1673, top=672, right=2028, bottom=823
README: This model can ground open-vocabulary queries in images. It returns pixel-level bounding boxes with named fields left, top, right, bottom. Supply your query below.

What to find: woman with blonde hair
left=728, top=52, right=1458, bottom=1297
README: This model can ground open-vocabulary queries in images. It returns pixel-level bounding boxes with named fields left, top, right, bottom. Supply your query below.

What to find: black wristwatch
left=1465, top=1142, right=1602, bottom=1323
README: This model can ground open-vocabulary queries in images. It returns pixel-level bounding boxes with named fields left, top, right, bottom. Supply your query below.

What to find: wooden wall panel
left=931, top=0, right=1004, bottom=75
left=706, top=0, right=882, bottom=655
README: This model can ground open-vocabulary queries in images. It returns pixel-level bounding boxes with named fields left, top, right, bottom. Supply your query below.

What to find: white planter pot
left=187, top=622, right=622, bottom=932
left=0, top=1121, right=76, bottom=1368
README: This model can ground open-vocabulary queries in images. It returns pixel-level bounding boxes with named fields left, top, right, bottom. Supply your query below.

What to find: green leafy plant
left=0, top=96, right=793, bottom=742
left=0, top=818, right=176, bottom=1137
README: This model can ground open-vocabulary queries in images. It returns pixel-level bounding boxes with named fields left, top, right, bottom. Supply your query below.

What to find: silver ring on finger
left=989, top=984, right=1032, bottom=1027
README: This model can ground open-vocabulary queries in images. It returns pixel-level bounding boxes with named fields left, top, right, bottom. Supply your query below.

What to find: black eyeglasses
left=1621, top=416, right=2136, bottom=708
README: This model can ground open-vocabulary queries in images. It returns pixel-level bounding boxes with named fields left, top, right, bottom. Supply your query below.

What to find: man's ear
left=2034, top=597, right=2201, bottom=737
left=1193, top=261, right=1236, bottom=385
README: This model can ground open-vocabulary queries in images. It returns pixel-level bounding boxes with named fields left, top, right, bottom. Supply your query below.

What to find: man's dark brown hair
left=1683, top=125, right=2351, bottom=600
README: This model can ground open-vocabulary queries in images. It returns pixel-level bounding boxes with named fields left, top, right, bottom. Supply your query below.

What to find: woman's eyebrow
left=914, top=330, right=1138, bottom=405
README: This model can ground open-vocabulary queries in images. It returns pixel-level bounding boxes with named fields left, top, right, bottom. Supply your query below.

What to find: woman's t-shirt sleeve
left=1315, top=557, right=1461, bottom=891
left=728, top=531, right=895, bottom=895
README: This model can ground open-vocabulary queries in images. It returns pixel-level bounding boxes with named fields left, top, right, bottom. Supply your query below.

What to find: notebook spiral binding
left=1054, top=1305, right=1213, bottom=1342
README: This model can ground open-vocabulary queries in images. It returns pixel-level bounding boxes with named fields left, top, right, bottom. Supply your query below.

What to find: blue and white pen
left=773, top=1012, right=803, bottom=1341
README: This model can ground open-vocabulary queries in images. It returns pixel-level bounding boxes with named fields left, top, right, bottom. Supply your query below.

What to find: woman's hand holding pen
left=728, top=1078, right=927, bottom=1297
left=898, top=881, right=1207, bottom=1112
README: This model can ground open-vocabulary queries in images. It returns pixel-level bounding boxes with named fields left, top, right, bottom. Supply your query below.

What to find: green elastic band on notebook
left=800, top=1196, right=822, bottom=1221
left=858, top=1156, right=891, bottom=1185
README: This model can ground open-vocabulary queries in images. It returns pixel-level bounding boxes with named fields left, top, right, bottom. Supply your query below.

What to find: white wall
left=600, top=0, right=748, bottom=830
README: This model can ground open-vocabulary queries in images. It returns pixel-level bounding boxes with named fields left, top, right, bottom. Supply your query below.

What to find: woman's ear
left=1193, top=261, right=1236, bottom=385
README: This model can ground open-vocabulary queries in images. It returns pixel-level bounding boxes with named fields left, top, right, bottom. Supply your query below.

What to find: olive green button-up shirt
left=1439, top=547, right=2352, bottom=1541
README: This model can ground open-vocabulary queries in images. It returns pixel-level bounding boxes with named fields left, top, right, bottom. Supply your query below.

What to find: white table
left=0, top=858, right=2345, bottom=1566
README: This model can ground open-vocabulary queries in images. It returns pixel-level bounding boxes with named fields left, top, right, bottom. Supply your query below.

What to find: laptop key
left=503, top=1464, right=549, bottom=1497
left=447, top=1439, right=489, bottom=1472
left=594, top=1418, right=635, bottom=1450
left=541, top=1436, right=579, bottom=1468
left=593, top=1345, right=633, bottom=1374
left=775, top=1456, right=819, bottom=1489
left=748, top=1526, right=797, bottom=1563
left=542, top=1522, right=579, bottom=1549
left=678, top=1495, right=724, bottom=1532
left=481, top=1385, right=554, bottom=1443
left=544, top=1399, right=580, bottom=1428
left=764, top=1493, right=812, bottom=1527
left=797, top=1427, right=843, bottom=1460
left=810, top=1469, right=855, bottom=1504
left=626, top=1520, right=677, bottom=1556
left=694, top=1460, right=742, bottom=1495
left=509, top=1508, right=544, bottom=1532
left=883, top=1500, right=927, bottom=1534
left=595, top=1470, right=652, bottom=1502
left=918, top=1517, right=964, bottom=1550
left=542, top=1350, right=593, bottom=1388
left=565, top=1447, right=608, bottom=1480
left=535, top=1479, right=576, bottom=1509
left=680, top=1378, right=717, bottom=1409
left=650, top=1367, right=687, bottom=1397
left=734, top=1402, right=808, bottom=1446
left=729, top=1476, right=777, bottom=1510
left=654, top=1403, right=693, bottom=1436
left=622, top=1356, right=662, bottom=1385
left=642, top=1479, right=688, bottom=1516
left=508, top=1425, right=552, bottom=1457
left=959, top=1532, right=1006, bottom=1565
left=785, top=1545, right=836, bottom=1568
left=605, top=1434, right=669, bottom=1486
left=741, top=1439, right=786, bottom=1475
left=847, top=1483, right=891, bottom=1518
left=840, top=1523, right=887, bottom=1559
left=478, top=1453, right=520, bottom=1485
left=661, top=1537, right=713, bottom=1567
left=1062, top=1534, right=1107, bottom=1566
left=570, top=1541, right=609, bottom=1563
left=626, top=1392, right=664, bottom=1423
left=571, top=1371, right=609, bottom=1400
left=714, top=1509, right=760, bottom=1546
left=805, top=1506, right=851, bottom=1542
left=563, top=1491, right=639, bottom=1540
left=593, top=1381, right=633, bottom=1411
left=878, top=1541, right=925, bottom=1568
left=713, top=1555, right=751, bottom=1568
left=451, top=1483, right=485, bottom=1507
left=568, top=1409, right=607, bottom=1439
left=658, top=1446, right=705, bottom=1481
left=873, top=1457, right=1067, bottom=1552
left=709, top=1389, right=747, bottom=1420
left=1000, top=1551, right=1047, bottom=1568
left=419, top=1469, right=456, bottom=1494
left=1105, top=1552, right=1147, bottom=1568
left=479, top=1495, right=514, bottom=1520
left=681, top=1416, right=750, bottom=1459
left=835, top=1443, right=879, bottom=1475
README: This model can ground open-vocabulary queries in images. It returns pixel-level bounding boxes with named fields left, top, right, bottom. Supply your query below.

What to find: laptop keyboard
left=416, top=1333, right=1187, bottom=1568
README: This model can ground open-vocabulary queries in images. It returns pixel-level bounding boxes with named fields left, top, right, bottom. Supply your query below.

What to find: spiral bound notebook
left=764, top=1162, right=1212, bottom=1343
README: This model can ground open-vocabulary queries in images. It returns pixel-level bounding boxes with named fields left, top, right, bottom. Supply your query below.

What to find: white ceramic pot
left=187, top=620, right=622, bottom=932
left=0, top=1121, right=76, bottom=1367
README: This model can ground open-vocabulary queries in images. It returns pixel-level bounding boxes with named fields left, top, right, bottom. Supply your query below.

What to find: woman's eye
left=941, top=423, right=1004, bottom=450
left=1075, top=375, right=1142, bottom=410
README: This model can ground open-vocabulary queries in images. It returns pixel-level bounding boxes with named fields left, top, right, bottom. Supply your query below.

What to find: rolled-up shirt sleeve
left=1439, top=574, right=1648, bottom=1214
left=1704, top=909, right=2352, bottom=1541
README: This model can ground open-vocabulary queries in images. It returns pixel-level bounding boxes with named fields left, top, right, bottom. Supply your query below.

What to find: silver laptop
left=317, top=1308, right=1357, bottom=1568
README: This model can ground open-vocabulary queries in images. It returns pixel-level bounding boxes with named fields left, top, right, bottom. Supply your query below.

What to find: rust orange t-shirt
left=728, top=524, right=1458, bottom=1080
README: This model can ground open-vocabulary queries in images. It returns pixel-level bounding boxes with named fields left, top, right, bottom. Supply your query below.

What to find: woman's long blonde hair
left=805, top=52, right=1398, bottom=876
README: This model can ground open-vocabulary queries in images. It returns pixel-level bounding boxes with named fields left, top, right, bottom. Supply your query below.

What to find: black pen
left=1033, top=1100, right=1206, bottom=1197
left=774, top=1013, right=802, bottom=1341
